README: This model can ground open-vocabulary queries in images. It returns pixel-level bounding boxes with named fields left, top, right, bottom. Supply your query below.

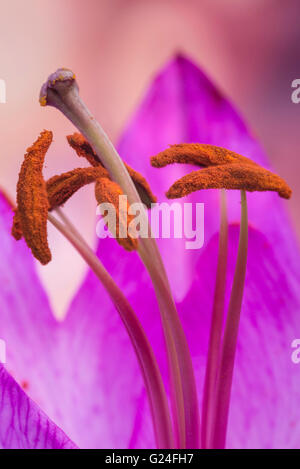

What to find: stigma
left=39, top=68, right=76, bottom=107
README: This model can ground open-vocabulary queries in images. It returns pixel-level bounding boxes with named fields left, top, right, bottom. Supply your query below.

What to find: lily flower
left=0, top=55, right=299, bottom=449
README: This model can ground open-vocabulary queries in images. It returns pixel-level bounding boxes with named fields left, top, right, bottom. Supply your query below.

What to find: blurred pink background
left=0, top=0, right=299, bottom=317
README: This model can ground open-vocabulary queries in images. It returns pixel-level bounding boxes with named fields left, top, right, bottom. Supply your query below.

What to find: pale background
left=0, top=0, right=299, bottom=317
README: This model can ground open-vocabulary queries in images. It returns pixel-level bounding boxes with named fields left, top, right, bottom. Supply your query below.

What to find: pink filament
left=210, top=190, right=248, bottom=449
left=201, top=190, right=228, bottom=448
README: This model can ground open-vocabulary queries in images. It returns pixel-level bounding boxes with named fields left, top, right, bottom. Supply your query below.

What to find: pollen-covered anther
left=68, top=133, right=157, bottom=207
left=67, top=133, right=103, bottom=167
left=47, top=166, right=108, bottom=209
left=151, top=143, right=258, bottom=168
left=151, top=143, right=292, bottom=199
left=15, top=130, right=52, bottom=264
left=167, top=163, right=292, bottom=200
left=124, top=164, right=157, bottom=208
left=95, top=178, right=138, bottom=252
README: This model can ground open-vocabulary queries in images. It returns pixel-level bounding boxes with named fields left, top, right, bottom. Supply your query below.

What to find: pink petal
left=0, top=192, right=65, bottom=420
left=181, top=225, right=300, bottom=448
left=0, top=365, right=76, bottom=449
left=59, top=261, right=157, bottom=449
left=0, top=193, right=80, bottom=447
left=0, top=192, right=156, bottom=448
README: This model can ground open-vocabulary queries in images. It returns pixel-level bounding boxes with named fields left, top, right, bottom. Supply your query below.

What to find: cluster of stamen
left=12, top=131, right=156, bottom=264
left=151, top=143, right=292, bottom=199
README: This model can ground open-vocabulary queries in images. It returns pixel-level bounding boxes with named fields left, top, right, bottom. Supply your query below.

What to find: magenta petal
left=0, top=193, right=65, bottom=417
left=0, top=192, right=156, bottom=448
left=181, top=225, right=300, bottom=448
left=61, top=241, right=163, bottom=449
left=0, top=193, right=80, bottom=446
left=0, top=365, right=76, bottom=449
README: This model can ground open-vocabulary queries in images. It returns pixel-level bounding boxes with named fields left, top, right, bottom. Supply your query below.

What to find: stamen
left=152, top=143, right=292, bottom=449
left=15, top=130, right=52, bottom=265
left=151, top=143, right=292, bottom=200
left=95, top=178, right=138, bottom=252
left=67, top=133, right=157, bottom=208
left=166, top=164, right=292, bottom=199
left=210, top=190, right=248, bottom=449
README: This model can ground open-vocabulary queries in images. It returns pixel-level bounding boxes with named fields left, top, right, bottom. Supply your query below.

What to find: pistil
left=40, top=69, right=200, bottom=448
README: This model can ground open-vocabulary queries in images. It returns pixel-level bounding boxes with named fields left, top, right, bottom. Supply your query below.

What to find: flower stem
left=48, top=211, right=174, bottom=449
left=41, top=71, right=200, bottom=448
left=201, top=189, right=228, bottom=448
left=210, top=190, right=248, bottom=449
